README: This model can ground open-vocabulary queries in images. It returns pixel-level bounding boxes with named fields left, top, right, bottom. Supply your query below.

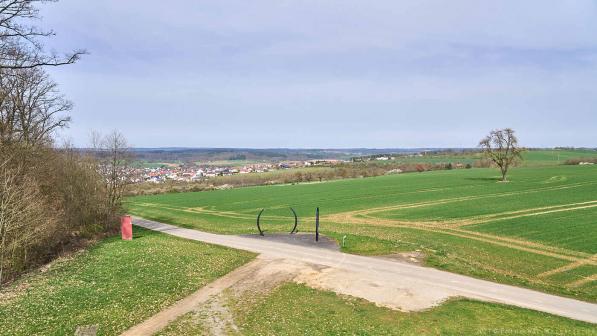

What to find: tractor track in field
left=325, top=207, right=594, bottom=262
left=323, top=193, right=597, bottom=260
left=464, top=202, right=597, bottom=224
left=319, top=181, right=597, bottom=225
left=538, top=255, right=597, bottom=279
left=569, top=275, right=597, bottom=288
left=133, top=180, right=596, bottom=224
left=328, top=215, right=588, bottom=262
left=133, top=203, right=255, bottom=221
left=134, top=203, right=295, bottom=221
left=323, top=197, right=597, bottom=289
left=465, top=200, right=597, bottom=223
left=445, top=228, right=592, bottom=262
left=329, top=180, right=597, bottom=214
left=295, top=180, right=597, bottom=215
left=134, top=181, right=597, bottom=226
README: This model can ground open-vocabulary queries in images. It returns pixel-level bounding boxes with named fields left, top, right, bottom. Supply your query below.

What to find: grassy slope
left=127, top=165, right=597, bottom=301
left=0, top=228, right=254, bottom=336
left=159, top=283, right=597, bottom=335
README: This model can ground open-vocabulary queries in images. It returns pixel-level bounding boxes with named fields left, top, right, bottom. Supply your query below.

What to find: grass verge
left=0, top=227, right=254, bottom=336
left=160, top=282, right=597, bottom=335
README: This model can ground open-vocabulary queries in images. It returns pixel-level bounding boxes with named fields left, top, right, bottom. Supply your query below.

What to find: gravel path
left=132, top=217, right=597, bottom=325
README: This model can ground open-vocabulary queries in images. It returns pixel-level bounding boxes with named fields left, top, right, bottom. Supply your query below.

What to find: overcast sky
left=40, top=1, right=597, bottom=148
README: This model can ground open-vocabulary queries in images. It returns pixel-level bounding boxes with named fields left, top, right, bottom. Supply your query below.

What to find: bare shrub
left=92, top=131, right=132, bottom=226
left=0, top=67, right=72, bottom=146
left=473, top=159, right=493, bottom=168
left=0, top=157, right=49, bottom=283
left=564, top=157, right=597, bottom=165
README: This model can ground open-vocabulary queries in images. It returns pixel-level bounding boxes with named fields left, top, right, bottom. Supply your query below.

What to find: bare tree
left=478, top=128, right=524, bottom=182
left=0, top=0, right=85, bottom=69
left=0, top=66, right=72, bottom=146
left=1, top=1, right=80, bottom=146
left=92, top=131, right=132, bottom=225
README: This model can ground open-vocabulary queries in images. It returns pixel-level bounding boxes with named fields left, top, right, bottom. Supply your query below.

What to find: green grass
left=546, top=265, right=597, bottom=285
left=157, top=312, right=209, bottom=336
left=0, top=228, right=254, bottom=336
left=161, top=283, right=597, bottom=335
left=126, top=165, right=597, bottom=301
left=239, top=284, right=597, bottom=335
left=375, top=180, right=597, bottom=221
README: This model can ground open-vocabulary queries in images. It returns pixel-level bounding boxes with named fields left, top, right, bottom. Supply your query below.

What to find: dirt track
left=129, top=217, right=597, bottom=328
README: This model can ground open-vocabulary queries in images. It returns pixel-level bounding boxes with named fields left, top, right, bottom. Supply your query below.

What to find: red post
left=121, top=215, right=132, bottom=240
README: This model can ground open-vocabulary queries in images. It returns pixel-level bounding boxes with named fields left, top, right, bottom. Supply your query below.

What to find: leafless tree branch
left=0, top=0, right=85, bottom=69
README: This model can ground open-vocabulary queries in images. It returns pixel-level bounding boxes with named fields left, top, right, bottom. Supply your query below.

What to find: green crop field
left=0, top=228, right=254, bottom=336
left=127, top=164, right=597, bottom=302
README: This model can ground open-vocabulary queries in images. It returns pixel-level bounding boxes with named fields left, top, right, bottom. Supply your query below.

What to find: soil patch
left=377, top=251, right=426, bottom=264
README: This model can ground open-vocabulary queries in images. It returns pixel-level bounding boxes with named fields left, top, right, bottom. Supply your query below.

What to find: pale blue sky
left=41, top=1, right=597, bottom=148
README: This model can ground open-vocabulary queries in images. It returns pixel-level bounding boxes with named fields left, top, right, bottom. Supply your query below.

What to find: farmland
left=127, top=163, right=597, bottom=302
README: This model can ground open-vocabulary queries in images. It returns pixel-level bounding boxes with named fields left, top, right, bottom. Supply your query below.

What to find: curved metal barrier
left=256, top=207, right=298, bottom=236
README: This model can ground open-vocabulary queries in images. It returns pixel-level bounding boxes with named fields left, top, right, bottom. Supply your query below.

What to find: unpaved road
left=133, top=217, right=597, bottom=324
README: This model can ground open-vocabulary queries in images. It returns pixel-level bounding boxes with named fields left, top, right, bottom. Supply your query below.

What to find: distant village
left=126, top=152, right=453, bottom=184
left=128, top=160, right=346, bottom=184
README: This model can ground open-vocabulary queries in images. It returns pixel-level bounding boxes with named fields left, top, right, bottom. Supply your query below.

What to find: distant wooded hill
left=128, top=148, right=471, bottom=163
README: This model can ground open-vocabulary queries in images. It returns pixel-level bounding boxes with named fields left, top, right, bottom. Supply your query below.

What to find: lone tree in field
left=478, top=128, right=523, bottom=182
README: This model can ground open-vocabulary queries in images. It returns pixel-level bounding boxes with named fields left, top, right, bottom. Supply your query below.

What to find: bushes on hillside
left=473, top=159, right=494, bottom=168
left=564, top=157, right=597, bottom=165
left=0, top=144, right=118, bottom=285
left=0, top=0, right=123, bottom=284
